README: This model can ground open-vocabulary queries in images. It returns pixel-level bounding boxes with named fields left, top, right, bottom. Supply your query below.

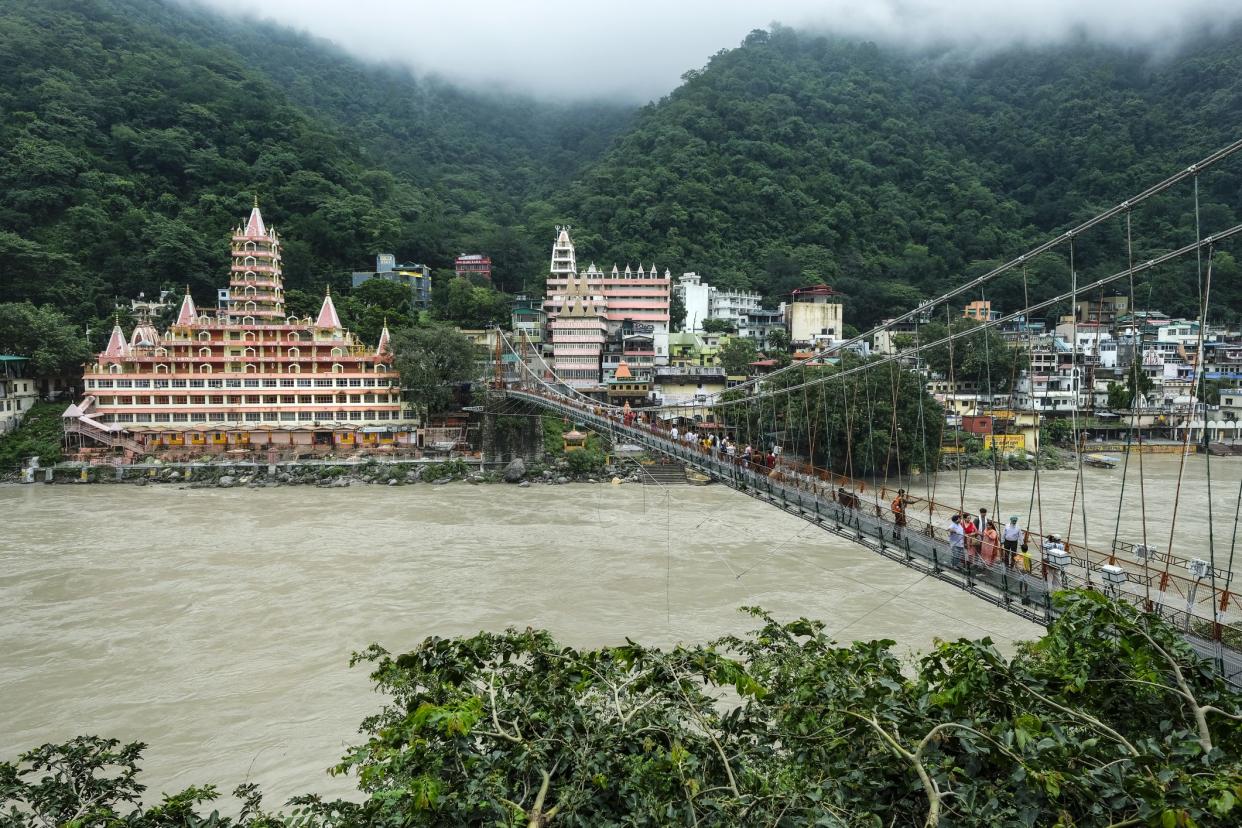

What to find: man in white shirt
left=948, top=514, right=966, bottom=568
left=1002, top=516, right=1023, bottom=566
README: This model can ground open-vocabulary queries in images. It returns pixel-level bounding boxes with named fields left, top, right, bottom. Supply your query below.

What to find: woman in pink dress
left=982, top=520, right=1000, bottom=567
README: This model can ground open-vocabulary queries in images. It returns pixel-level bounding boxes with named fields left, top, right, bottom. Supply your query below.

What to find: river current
left=1, top=455, right=1235, bottom=803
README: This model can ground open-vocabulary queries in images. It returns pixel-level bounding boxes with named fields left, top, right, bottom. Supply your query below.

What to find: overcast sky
left=193, top=0, right=1242, bottom=100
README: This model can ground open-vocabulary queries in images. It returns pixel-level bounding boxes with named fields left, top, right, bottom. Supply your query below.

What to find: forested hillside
left=564, top=26, right=1242, bottom=326
left=0, top=0, right=626, bottom=336
left=1, top=0, right=1240, bottom=342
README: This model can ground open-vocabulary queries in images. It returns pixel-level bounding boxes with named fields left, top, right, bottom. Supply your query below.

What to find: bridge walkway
left=503, top=389, right=1242, bottom=686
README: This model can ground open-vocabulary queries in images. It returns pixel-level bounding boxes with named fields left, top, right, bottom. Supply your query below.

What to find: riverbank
left=18, top=455, right=644, bottom=488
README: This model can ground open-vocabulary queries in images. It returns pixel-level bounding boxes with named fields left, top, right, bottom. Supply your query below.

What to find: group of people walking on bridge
left=662, top=422, right=788, bottom=472
left=948, top=510, right=1034, bottom=572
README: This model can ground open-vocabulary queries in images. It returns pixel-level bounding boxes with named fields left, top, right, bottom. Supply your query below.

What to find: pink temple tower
left=228, top=199, right=285, bottom=322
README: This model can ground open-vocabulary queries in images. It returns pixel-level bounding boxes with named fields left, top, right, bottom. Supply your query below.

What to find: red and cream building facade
left=64, top=203, right=420, bottom=458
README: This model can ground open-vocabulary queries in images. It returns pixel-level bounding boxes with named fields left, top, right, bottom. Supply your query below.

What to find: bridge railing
left=503, top=387, right=1242, bottom=685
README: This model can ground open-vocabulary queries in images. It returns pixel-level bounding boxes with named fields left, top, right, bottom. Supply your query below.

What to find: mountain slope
left=1, top=2, right=1239, bottom=336
left=0, top=0, right=629, bottom=331
left=562, top=26, right=1242, bottom=325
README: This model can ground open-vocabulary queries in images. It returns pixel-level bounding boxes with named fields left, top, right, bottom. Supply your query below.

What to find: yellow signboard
left=985, top=434, right=1026, bottom=451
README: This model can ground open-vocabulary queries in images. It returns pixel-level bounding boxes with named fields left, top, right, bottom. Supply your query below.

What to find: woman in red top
left=961, top=513, right=979, bottom=565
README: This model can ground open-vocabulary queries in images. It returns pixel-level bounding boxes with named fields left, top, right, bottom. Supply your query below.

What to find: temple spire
left=244, top=200, right=266, bottom=237
left=103, top=317, right=128, bottom=358
left=550, top=225, right=576, bottom=276
left=376, top=318, right=391, bottom=356
left=175, top=288, right=198, bottom=326
left=316, top=286, right=341, bottom=329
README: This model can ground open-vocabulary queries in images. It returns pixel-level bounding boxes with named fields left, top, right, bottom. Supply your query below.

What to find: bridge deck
left=501, top=388, right=1242, bottom=686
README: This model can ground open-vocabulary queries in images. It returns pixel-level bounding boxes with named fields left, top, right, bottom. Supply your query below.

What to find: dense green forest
left=1, top=0, right=1240, bottom=353
left=4, top=593, right=1242, bottom=825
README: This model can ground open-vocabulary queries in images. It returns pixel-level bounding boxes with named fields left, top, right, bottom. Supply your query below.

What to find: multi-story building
left=455, top=253, right=493, bottom=284
left=710, top=288, right=764, bottom=335
left=785, top=285, right=844, bottom=347
left=672, top=272, right=782, bottom=342
left=962, top=299, right=1001, bottom=322
left=543, top=226, right=672, bottom=379
left=65, top=203, right=419, bottom=459
left=0, top=356, right=38, bottom=436
left=352, top=253, right=432, bottom=309
left=676, top=272, right=713, bottom=332
left=1074, top=294, right=1130, bottom=326
left=546, top=268, right=608, bottom=390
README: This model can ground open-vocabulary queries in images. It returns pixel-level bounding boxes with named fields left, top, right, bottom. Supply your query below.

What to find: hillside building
left=352, top=253, right=432, bottom=309
left=673, top=272, right=782, bottom=342
left=785, top=284, right=844, bottom=348
left=65, top=202, right=419, bottom=460
left=546, top=269, right=608, bottom=390
left=455, top=253, right=493, bottom=284
left=543, top=226, right=672, bottom=386
left=1, top=356, right=38, bottom=436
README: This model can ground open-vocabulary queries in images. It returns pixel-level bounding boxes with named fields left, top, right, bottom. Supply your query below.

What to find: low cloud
left=191, top=0, right=1242, bottom=100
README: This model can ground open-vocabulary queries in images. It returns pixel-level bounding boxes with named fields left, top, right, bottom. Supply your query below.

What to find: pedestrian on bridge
left=891, top=489, right=914, bottom=540
left=961, top=513, right=979, bottom=565
left=949, top=515, right=966, bottom=569
left=1002, top=516, right=1023, bottom=566
left=982, top=520, right=1000, bottom=567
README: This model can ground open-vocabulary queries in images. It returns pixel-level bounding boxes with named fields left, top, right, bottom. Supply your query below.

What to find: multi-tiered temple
left=64, top=202, right=419, bottom=459
left=543, top=226, right=672, bottom=391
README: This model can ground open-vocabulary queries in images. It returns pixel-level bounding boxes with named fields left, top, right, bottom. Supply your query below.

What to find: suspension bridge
left=481, top=138, right=1242, bottom=685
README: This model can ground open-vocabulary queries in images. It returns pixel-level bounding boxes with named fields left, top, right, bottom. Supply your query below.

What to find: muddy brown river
left=1, top=455, right=1234, bottom=802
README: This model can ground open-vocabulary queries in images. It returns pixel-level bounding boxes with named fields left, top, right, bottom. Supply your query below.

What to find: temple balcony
left=230, top=263, right=279, bottom=274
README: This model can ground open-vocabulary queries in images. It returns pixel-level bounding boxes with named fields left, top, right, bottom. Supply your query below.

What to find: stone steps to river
left=638, top=461, right=689, bottom=485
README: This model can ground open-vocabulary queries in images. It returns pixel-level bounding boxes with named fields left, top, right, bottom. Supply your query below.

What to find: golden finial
left=184, top=283, right=191, bottom=296
left=325, top=285, right=331, bottom=296
left=253, top=194, right=259, bottom=209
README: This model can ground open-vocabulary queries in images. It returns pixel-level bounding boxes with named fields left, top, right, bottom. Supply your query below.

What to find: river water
left=1, top=457, right=1235, bottom=803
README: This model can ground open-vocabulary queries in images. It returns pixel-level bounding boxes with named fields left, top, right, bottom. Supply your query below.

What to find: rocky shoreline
left=938, top=447, right=1074, bottom=472
left=24, top=456, right=645, bottom=489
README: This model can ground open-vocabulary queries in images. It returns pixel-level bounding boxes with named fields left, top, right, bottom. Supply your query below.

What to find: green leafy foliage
left=723, top=356, right=945, bottom=474
left=390, top=325, right=476, bottom=417
left=920, top=317, right=1020, bottom=393
left=716, top=337, right=758, bottom=376
left=0, top=303, right=92, bottom=377
left=700, top=318, right=736, bottom=334
left=0, top=401, right=66, bottom=470
left=7, top=592, right=1241, bottom=826
left=4, top=2, right=1241, bottom=352
left=0, top=0, right=626, bottom=327
left=562, top=26, right=1242, bottom=327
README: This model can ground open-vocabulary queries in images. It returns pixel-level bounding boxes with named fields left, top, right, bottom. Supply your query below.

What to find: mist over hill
left=2, top=0, right=1239, bottom=336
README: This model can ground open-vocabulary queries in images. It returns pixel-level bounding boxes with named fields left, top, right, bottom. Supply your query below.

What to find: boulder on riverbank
left=503, top=458, right=526, bottom=483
